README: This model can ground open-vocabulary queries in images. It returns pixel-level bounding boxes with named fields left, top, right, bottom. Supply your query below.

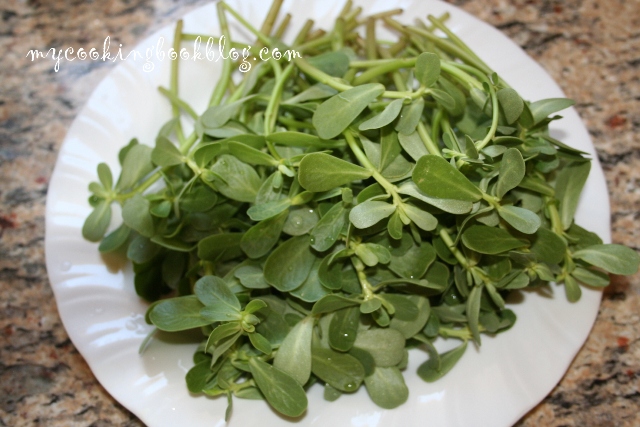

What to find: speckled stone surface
left=0, top=0, right=638, bottom=426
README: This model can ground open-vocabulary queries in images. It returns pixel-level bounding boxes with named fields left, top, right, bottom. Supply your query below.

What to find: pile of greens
left=82, top=0, right=639, bottom=420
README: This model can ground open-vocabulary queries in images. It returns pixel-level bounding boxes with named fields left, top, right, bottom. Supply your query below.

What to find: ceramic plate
left=45, top=1, right=609, bottom=426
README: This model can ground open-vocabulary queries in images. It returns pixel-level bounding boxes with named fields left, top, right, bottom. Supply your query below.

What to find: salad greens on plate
left=81, top=0, right=639, bottom=420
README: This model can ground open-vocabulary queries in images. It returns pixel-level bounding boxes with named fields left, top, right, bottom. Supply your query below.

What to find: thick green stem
left=438, top=228, right=469, bottom=268
left=476, top=81, right=499, bottom=150
left=264, top=61, right=294, bottom=138
left=417, top=122, right=441, bottom=156
left=170, top=20, right=185, bottom=144
left=344, top=131, right=403, bottom=206
left=545, top=196, right=565, bottom=236
left=158, top=86, right=198, bottom=120
left=209, top=3, right=233, bottom=106
left=403, top=25, right=491, bottom=74
left=293, top=19, right=314, bottom=46
left=351, top=256, right=374, bottom=300
left=439, top=326, right=472, bottom=341
left=440, top=62, right=483, bottom=90
left=427, top=15, right=490, bottom=72
left=352, top=58, right=416, bottom=85
left=274, top=13, right=291, bottom=39
left=221, top=2, right=272, bottom=46
left=260, top=0, right=283, bottom=37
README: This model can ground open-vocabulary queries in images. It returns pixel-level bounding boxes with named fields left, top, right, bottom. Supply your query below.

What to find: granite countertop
left=1, top=0, right=638, bottom=426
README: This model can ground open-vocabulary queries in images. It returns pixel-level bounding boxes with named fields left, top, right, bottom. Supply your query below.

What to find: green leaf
left=530, top=227, right=566, bottom=264
left=180, top=185, right=218, bottom=212
left=555, top=161, right=591, bottom=230
left=437, top=76, right=466, bottom=117
left=274, top=316, right=314, bottom=385
left=310, top=202, right=347, bottom=252
left=329, top=306, right=360, bottom=352
left=118, top=138, right=138, bottom=165
left=379, top=126, right=403, bottom=173
left=498, top=205, right=541, bottom=234
left=152, top=136, right=183, bottom=167
left=311, top=347, right=365, bottom=392
left=397, top=181, right=472, bottom=214
left=98, top=223, right=130, bottom=252
left=572, top=244, right=640, bottom=275
left=397, top=130, right=429, bottom=161
left=353, top=328, right=405, bottom=367
left=462, top=225, right=526, bottom=254
left=290, top=258, right=330, bottom=302
left=201, top=96, right=252, bottom=129
left=415, top=52, right=440, bottom=87
left=283, top=83, right=338, bottom=104
left=228, top=141, right=277, bottom=166
left=127, top=235, right=160, bottom=264
left=412, top=155, right=482, bottom=202
left=529, top=98, right=575, bottom=125
left=417, top=341, right=467, bottom=382
left=82, top=199, right=112, bottom=242
left=360, top=298, right=382, bottom=314
left=89, top=182, right=108, bottom=198
left=298, top=153, right=372, bottom=192
left=517, top=175, right=555, bottom=197
left=247, top=198, right=291, bottom=221
left=283, top=205, right=319, bottom=236
left=185, top=360, right=212, bottom=393
left=323, top=384, right=342, bottom=402
left=122, top=194, right=154, bottom=238
left=402, top=203, right=438, bottom=231
left=117, top=144, right=154, bottom=191
left=359, top=99, right=404, bottom=131
left=466, top=284, right=483, bottom=344
left=424, top=261, right=450, bottom=289
left=498, top=270, right=529, bottom=290
left=571, top=267, right=610, bottom=288
left=241, top=210, right=288, bottom=259
left=249, top=357, right=308, bottom=417
left=497, top=88, right=524, bottom=124
left=430, top=89, right=456, bottom=112
left=349, top=200, right=396, bottom=229
left=312, top=294, right=360, bottom=315
left=388, top=236, right=437, bottom=279
left=563, top=274, right=582, bottom=302
left=149, top=295, right=209, bottom=331
left=364, top=367, right=409, bottom=409
left=208, top=329, right=242, bottom=367
left=387, top=211, right=404, bottom=240
left=198, top=233, right=243, bottom=261
left=482, top=144, right=508, bottom=158
left=255, top=305, right=289, bottom=347
left=566, top=223, right=603, bottom=249
left=194, top=276, right=240, bottom=309
left=395, top=98, right=424, bottom=135
left=389, top=295, right=430, bottom=339
left=235, top=264, right=270, bottom=289
left=249, top=332, right=272, bottom=354
left=97, top=163, right=113, bottom=189
left=264, top=236, right=316, bottom=292
left=496, top=148, right=525, bottom=199
left=210, top=154, right=263, bottom=203
left=306, top=51, right=350, bottom=77
left=313, top=83, right=385, bottom=139
left=150, top=200, right=171, bottom=218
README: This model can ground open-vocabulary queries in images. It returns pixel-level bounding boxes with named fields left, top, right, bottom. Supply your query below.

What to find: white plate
left=45, top=1, right=609, bottom=426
